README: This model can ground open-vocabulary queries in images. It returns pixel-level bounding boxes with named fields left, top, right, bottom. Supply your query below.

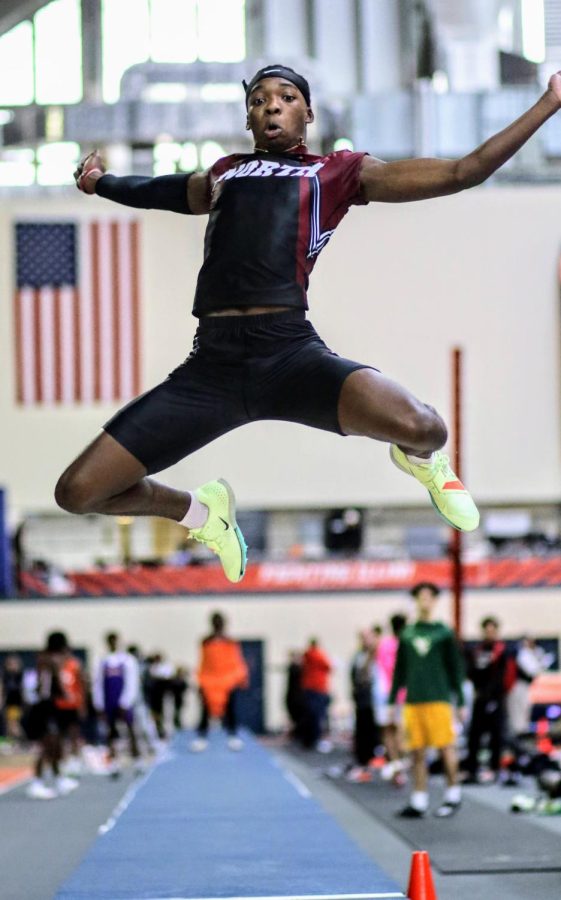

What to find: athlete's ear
left=306, top=107, right=315, bottom=125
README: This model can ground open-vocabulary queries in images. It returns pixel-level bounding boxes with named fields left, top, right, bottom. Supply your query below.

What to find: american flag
left=13, top=220, right=141, bottom=405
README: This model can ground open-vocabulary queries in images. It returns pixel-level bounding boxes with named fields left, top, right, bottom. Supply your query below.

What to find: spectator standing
left=507, top=636, right=555, bottom=738
left=26, top=632, right=79, bottom=799
left=300, top=638, right=332, bottom=751
left=191, top=612, right=248, bottom=752
left=148, top=653, right=174, bottom=739
left=285, top=650, right=305, bottom=742
left=390, top=583, right=466, bottom=818
left=171, top=666, right=189, bottom=730
left=373, top=614, right=408, bottom=783
left=93, top=633, right=140, bottom=763
left=127, top=645, right=160, bottom=753
left=464, top=616, right=509, bottom=783
left=347, top=630, right=377, bottom=781
left=1, top=654, right=25, bottom=745
left=53, top=636, right=87, bottom=774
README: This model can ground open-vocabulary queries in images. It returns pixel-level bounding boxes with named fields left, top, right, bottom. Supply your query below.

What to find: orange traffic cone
left=407, top=850, right=438, bottom=900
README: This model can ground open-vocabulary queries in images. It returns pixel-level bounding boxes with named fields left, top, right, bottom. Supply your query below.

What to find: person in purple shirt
left=93, top=632, right=140, bottom=762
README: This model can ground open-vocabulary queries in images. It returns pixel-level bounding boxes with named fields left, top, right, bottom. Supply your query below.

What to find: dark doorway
left=238, top=640, right=265, bottom=734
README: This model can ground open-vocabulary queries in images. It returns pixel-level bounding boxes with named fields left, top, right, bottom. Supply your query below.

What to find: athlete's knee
left=54, top=469, right=99, bottom=515
left=402, top=402, right=447, bottom=452
left=424, top=404, right=448, bottom=448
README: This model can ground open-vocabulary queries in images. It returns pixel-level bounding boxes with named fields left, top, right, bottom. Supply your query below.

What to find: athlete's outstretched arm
left=360, top=71, right=561, bottom=203
left=74, top=149, right=211, bottom=214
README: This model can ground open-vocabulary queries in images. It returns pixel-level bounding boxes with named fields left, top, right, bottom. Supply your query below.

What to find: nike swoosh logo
left=219, top=517, right=230, bottom=530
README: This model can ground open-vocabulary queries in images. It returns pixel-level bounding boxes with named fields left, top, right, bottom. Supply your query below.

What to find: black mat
left=284, top=745, right=561, bottom=875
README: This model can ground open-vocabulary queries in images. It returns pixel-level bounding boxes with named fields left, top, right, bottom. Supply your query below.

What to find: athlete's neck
left=254, top=139, right=309, bottom=155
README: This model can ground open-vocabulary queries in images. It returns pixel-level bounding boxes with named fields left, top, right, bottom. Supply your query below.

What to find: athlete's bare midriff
left=206, top=305, right=294, bottom=317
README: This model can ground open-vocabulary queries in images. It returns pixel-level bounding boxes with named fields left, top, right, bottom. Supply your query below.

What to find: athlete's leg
left=338, top=368, right=446, bottom=454
left=411, top=747, right=428, bottom=793
left=338, top=369, right=479, bottom=531
left=441, top=743, right=460, bottom=787
left=398, top=746, right=429, bottom=817
left=55, top=432, right=246, bottom=582
left=55, top=432, right=189, bottom=520
left=436, top=744, right=463, bottom=817
left=55, top=336, right=250, bottom=581
left=251, top=314, right=478, bottom=531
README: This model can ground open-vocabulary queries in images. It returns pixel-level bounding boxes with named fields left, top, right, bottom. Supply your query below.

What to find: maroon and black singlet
left=193, top=149, right=367, bottom=315
left=104, top=149, right=373, bottom=472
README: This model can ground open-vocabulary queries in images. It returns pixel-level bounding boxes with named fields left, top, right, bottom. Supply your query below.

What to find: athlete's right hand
left=74, top=149, right=106, bottom=194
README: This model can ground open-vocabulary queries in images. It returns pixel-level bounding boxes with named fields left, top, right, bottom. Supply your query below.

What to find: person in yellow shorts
left=389, top=582, right=466, bottom=818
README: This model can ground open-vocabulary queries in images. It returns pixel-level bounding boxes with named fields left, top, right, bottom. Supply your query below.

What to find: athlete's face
left=246, top=77, right=314, bottom=151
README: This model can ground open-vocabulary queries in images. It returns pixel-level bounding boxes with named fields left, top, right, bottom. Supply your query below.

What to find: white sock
left=410, top=790, right=429, bottom=811
left=180, top=493, right=208, bottom=530
left=444, top=785, right=461, bottom=804
left=406, top=452, right=435, bottom=466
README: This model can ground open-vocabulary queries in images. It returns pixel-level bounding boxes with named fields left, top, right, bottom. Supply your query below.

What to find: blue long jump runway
left=56, top=733, right=404, bottom=900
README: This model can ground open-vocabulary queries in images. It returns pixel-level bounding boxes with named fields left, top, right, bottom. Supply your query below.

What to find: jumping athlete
left=56, top=64, right=561, bottom=583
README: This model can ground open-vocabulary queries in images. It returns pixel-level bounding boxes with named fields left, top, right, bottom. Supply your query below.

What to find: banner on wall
left=16, top=556, right=561, bottom=598
left=13, top=220, right=141, bottom=405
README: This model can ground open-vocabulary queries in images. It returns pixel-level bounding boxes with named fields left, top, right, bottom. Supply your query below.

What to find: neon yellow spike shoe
left=188, top=479, right=247, bottom=583
left=390, top=445, right=480, bottom=532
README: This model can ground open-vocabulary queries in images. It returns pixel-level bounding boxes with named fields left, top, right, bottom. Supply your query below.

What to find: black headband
left=243, top=65, right=311, bottom=108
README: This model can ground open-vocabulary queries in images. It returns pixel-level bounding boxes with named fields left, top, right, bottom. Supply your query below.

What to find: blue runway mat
left=56, top=734, right=404, bottom=900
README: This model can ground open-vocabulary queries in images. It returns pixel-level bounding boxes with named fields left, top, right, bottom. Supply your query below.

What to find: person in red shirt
left=54, top=639, right=87, bottom=770
left=300, top=638, right=332, bottom=750
left=26, top=632, right=80, bottom=799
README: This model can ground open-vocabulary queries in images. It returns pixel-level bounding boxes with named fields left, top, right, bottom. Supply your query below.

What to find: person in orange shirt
left=26, top=632, right=81, bottom=799
left=300, top=638, right=332, bottom=751
left=54, top=635, right=87, bottom=771
left=191, top=612, right=248, bottom=752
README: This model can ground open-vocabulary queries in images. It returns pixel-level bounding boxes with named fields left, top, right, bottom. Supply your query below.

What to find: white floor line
left=98, top=745, right=178, bottom=835
left=271, top=753, right=312, bottom=798
left=98, top=766, right=155, bottom=835
left=282, top=769, right=312, bottom=799
left=144, top=894, right=405, bottom=900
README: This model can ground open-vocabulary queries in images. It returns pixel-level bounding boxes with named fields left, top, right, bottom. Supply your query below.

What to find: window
left=0, top=22, right=34, bottom=106
left=102, top=0, right=151, bottom=103
left=153, top=140, right=183, bottom=174
left=34, top=0, right=83, bottom=104
left=521, top=0, right=545, bottom=63
left=0, top=149, right=35, bottom=187
left=103, top=0, right=246, bottom=102
left=36, top=141, right=80, bottom=185
left=152, top=139, right=223, bottom=173
left=199, top=140, right=225, bottom=168
left=150, top=0, right=197, bottom=63
left=197, top=0, right=245, bottom=62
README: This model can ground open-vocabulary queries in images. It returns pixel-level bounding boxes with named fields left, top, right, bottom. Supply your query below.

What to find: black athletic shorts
left=22, top=700, right=60, bottom=741
left=54, top=707, right=81, bottom=733
left=104, top=310, right=370, bottom=474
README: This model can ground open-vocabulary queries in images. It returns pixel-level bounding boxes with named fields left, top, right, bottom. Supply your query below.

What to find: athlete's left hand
left=547, top=72, right=561, bottom=105
left=456, top=706, right=468, bottom=725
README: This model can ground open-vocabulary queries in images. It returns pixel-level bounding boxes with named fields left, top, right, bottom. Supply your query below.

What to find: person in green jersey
left=389, top=582, right=466, bottom=818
